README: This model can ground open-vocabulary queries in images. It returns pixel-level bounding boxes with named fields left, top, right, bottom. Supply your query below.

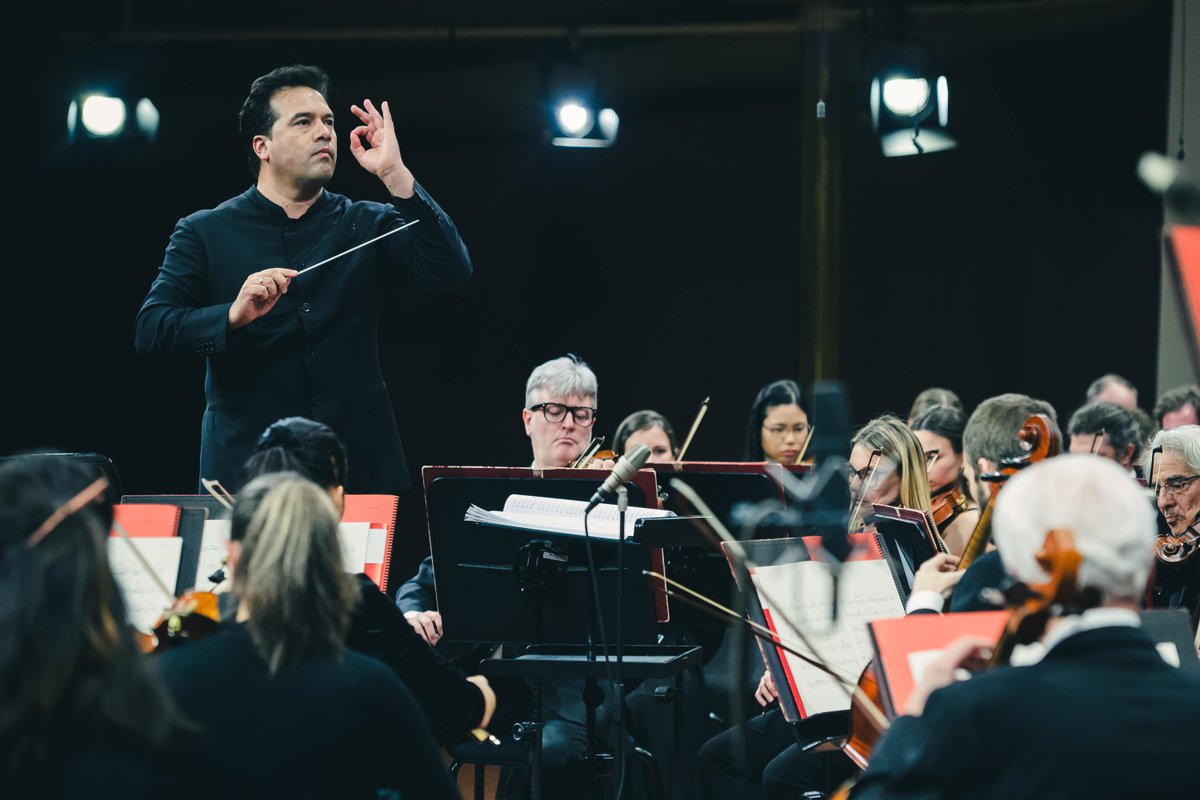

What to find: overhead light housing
left=545, top=53, right=618, bottom=149
left=68, top=90, right=159, bottom=143
left=867, top=39, right=954, bottom=157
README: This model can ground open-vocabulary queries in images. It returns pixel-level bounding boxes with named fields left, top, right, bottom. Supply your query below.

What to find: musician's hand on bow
left=404, top=609, right=443, bottom=646
left=903, top=635, right=993, bottom=717
left=228, top=268, right=299, bottom=330
left=755, top=671, right=779, bottom=707
left=349, top=99, right=416, bottom=199
left=912, top=553, right=964, bottom=598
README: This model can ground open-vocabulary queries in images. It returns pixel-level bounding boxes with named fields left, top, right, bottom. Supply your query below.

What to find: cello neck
left=958, top=500, right=994, bottom=571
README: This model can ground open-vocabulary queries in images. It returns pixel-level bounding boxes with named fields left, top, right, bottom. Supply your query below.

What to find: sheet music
left=108, top=537, right=183, bottom=633
left=365, top=526, right=388, bottom=566
left=463, top=494, right=674, bottom=539
left=193, top=520, right=231, bottom=593
left=339, top=522, right=371, bottom=573
left=753, top=559, right=905, bottom=716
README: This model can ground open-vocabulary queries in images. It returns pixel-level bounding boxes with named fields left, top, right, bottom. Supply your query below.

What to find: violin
left=959, top=414, right=1061, bottom=571
left=137, top=589, right=223, bottom=653
left=929, top=483, right=970, bottom=532
left=1157, top=526, right=1200, bottom=563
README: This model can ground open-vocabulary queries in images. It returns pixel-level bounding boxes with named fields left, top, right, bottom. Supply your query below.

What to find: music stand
left=423, top=468, right=699, bottom=800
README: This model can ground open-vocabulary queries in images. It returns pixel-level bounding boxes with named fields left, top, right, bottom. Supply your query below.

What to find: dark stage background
left=2, top=2, right=1172, bottom=584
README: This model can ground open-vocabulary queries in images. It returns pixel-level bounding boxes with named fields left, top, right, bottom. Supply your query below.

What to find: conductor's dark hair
left=745, top=380, right=805, bottom=461
left=0, top=456, right=184, bottom=773
left=238, top=64, right=332, bottom=177
left=243, top=416, right=347, bottom=491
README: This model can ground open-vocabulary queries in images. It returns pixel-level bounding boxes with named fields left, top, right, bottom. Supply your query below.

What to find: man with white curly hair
left=853, top=455, right=1200, bottom=799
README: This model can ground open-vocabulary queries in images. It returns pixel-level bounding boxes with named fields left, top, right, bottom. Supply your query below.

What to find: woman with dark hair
left=159, top=474, right=460, bottom=799
left=243, top=416, right=495, bottom=745
left=0, top=457, right=190, bottom=798
left=745, top=380, right=810, bottom=464
left=614, top=409, right=678, bottom=463
left=910, top=405, right=981, bottom=555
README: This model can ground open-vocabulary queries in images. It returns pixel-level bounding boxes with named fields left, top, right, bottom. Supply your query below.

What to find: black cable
left=581, top=510, right=617, bottom=797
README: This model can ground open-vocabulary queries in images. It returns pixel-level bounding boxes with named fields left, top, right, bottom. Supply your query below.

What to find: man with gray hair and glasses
left=1144, top=425, right=1200, bottom=622
left=396, top=354, right=607, bottom=643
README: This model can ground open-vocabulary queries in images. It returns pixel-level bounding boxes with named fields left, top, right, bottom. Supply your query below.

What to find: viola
left=959, top=414, right=1061, bottom=571
left=1157, top=527, right=1200, bottom=563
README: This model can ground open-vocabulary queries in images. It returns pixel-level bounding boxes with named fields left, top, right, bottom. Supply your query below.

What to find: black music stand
left=425, top=474, right=699, bottom=800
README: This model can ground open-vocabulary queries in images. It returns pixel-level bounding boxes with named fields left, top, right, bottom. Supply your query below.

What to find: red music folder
left=867, top=611, right=1009, bottom=718
left=110, top=504, right=181, bottom=537
left=342, top=495, right=400, bottom=593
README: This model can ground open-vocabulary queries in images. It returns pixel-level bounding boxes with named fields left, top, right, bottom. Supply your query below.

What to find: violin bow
left=112, top=519, right=177, bottom=608
left=571, top=436, right=606, bottom=468
left=795, top=424, right=816, bottom=465
left=201, top=478, right=235, bottom=511
left=674, top=397, right=710, bottom=463
left=849, top=450, right=883, bottom=531
left=669, top=478, right=864, bottom=705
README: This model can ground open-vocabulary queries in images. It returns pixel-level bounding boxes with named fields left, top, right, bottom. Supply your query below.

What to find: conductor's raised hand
left=348, top=99, right=416, bottom=199
left=228, top=268, right=298, bottom=330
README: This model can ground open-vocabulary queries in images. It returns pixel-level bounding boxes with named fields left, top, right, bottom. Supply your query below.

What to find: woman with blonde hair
left=848, top=414, right=933, bottom=530
left=159, top=473, right=459, bottom=799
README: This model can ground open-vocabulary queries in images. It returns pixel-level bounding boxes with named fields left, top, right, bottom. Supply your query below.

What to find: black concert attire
left=696, top=707, right=856, bottom=800
left=348, top=572, right=485, bottom=744
left=135, top=184, right=472, bottom=494
left=853, top=619, right=1200, bottom=799
left=4, top=728, right=197, bottom=800
left=158, top=622, right=459, bottom=800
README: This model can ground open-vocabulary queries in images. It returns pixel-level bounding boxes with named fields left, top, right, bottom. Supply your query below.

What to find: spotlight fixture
left=545, top=54, right=618, bottom=148
left=68, top=91, right=159, bottom=143
left=867, top=39, right=954, bottom=157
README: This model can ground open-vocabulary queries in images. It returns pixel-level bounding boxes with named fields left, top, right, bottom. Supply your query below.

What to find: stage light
left=866, top=36, right=954, bottom=158
left=545, top=51, right=618, bottom=149
left=81, top=95, right=126, bottom=137
left=555, top=101, right=594, bottom=137
left=68, top=92, right=159, bottom=144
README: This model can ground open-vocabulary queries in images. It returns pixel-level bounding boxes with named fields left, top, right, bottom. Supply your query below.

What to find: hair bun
left=257, top=424, right=301, bottom=450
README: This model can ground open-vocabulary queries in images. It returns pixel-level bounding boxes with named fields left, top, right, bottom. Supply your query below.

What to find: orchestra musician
left=907, top=387, right=963, bottom=423
left=697, top=414, right=932, bottom=800
left=745, top=380, right=811, bottom=465
left=0, top=456, right=193, bottom=799
left=1084, top=373, right=1139, bottom=410
left=939, top=393, right=1059, bottom=614
left=1065, top=402, right=1142, bottom=475
left=158, top=474, right=460, bottom=799
left=852, top=455, right=1200, bottom=799
left=614, top=409, right=679, bottom=463
left=911, top=405, right=981, bottom=556
left=1143, top=425, right=1200, bottom=624
left=134, top=64, right=472, bottom=496
left=1154, top=384, right=1200, bottom=431
left=241, top=416, right=496, bottom=744
left=395, top=354, right=603, bottom=643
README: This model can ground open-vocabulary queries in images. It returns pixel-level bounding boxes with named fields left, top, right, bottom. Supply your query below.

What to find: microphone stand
left=613, top=485, right=628, bottom=800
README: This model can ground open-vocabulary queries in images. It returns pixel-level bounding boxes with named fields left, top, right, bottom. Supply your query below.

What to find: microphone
left=585, top=443, right=651, bottom=513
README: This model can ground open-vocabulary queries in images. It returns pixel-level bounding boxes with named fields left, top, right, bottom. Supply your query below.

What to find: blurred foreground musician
left=853, top=455, right=1200, bottom=799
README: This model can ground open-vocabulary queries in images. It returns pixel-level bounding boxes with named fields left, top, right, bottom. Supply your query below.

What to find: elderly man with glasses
left=1144, top=425, right=1200, bottom=628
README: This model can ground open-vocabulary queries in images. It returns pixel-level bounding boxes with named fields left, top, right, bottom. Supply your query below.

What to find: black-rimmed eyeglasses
left=529, top=402, right=596, bottom=427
